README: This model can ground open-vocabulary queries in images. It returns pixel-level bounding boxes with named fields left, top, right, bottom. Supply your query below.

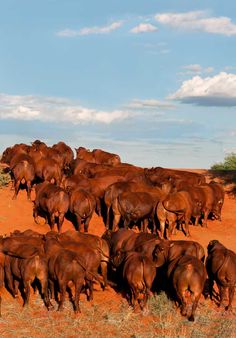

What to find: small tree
left=211, top=153, right=236, bottom=170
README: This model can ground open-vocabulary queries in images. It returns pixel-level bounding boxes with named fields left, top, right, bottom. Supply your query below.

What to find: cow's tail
left=162, top=200, right=185, bottom=214
left=73, top=256, right=102, bottom=284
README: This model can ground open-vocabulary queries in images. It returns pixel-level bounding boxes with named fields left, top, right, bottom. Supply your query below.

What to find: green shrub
left=211, top=153, right=236, bottom=170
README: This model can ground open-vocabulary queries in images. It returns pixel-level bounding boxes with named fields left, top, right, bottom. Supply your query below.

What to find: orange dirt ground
left=0, top=169, right=235, bottom=337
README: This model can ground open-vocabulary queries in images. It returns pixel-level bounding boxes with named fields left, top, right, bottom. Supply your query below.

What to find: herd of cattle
left=0, top=140, right=235, bottom=322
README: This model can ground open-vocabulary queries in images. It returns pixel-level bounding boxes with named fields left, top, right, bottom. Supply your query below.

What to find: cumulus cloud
left=169, top=72, right=236, bottom=106
left=0, top=93, right=131, bottom=124
left=130, top=23, right=157, bottom=34
left=155, top=11, right=236, bottom=36
left=57, top=21, right=123, bottom=37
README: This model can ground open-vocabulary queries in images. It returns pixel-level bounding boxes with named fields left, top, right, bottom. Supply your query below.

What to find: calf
left=206, top=240, right=236, bottom=311
left=33, top=182, right=69, bottom=232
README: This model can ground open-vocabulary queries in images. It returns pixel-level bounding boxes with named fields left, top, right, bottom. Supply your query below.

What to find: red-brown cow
left=33, top=182, right=69, bottom=232
left=69, top=188, right=96, bottom=232
left=206, top=240, right=236, bottom=311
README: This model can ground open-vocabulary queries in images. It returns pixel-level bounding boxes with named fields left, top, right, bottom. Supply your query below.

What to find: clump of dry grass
left=0, top=168, right=11, bottom=188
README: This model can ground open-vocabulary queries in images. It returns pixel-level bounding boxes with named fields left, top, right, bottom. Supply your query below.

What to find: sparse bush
left=211, top=153, right=236, bottom=170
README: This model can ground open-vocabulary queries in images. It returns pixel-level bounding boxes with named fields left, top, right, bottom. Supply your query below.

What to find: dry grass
left=0, top=168, right=11, bottom=188
left=0, top=290, right=235, bottom=338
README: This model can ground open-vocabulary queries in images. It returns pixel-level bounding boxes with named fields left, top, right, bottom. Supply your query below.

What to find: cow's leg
left=189, top=293, right=201, bottom=322
left=202, top=209, right=209, bottom=227
left=26, top=180, right=32, bottom=200
left=41, top=278, right=53, bottom=310
left=177, top=290, right=187, bottom=317
left=123, top=217, right=130, bottom=229
left=33, top=207, right=40, bottom=224
left=58, top=281, right=66, bottom=311
left=23, top=280, right=31, bottom=307
left=218, top=285, right=227, bottom=308
left=13, top=279, right=20, bottom=298
left=58, top=213, right=64, bottom=233
left=96, top=198, right=101, bottom=216
left=182, top=214, right=191, bottom=237
left=208, top=278, right=214, bottom=300
left=105, top=206, right=110, bottom=229
left=74, top=280, right=83, bottom=314
left=226, top=286, right=235, bottom=311
left=159, top=220, right=165, bottom=239
left=84, top=214, right=92, bottom=233
left=86, top=279, right=93, bottom=301
left=167, top=220, right=176, bottom=239
left=48, top=279, right=55, bottom=300
left=4, top=264, right=15, bottom=296
left=100, top=262, right=108, bottom=290
left=112, top=214, right=121, bottom=231
left=194, top=215, right=200, bottom=226
left=12, top=180, right=21, bottom=200
left=142, top=219, right=149, bottom=233
left=75, top=215, right=82, bottom=232
left=50, top=213, right=56, bottom=231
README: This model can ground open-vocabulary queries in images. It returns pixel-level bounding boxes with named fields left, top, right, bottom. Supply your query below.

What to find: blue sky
left=0, top=0, right=236, bottom=168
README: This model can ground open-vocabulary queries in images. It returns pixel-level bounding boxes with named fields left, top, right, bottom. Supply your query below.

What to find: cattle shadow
left=208, top=169, right=236, bottom=196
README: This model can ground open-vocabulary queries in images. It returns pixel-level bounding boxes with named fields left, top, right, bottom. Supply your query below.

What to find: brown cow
left=153, top=241, right=206, bottom=321
left=208, top=181, right=225, bottom=221
left=171, top=255, right=206, bottom=321
left=33, top=182, right=69, bottom=232
left=159, top=190, right=202, bottom=237
left=75, top=147, right=96, bottom=163
left=4, top=246, right=50, bottom=309
left=35, top=158, right=62, bottom=185
left=44, top=237, right=98, bottom=313
left=116, top=191, right=158, bottom=232
left=58, top=230, right=110, bottom=288
left=122, top=252, right=156, bottom=311
left=69, top=188, right=96, bottom=232
left=11, top=157, right=35, bottom=200
left=206, top=240, right=236, bottom=311
left=92, top=148, right=121, bottom=166
left=145, top=167, right=206, bottom=187
left=59, top=240, right=103, bottom=299
left=52, top=141, right=74, bottom=169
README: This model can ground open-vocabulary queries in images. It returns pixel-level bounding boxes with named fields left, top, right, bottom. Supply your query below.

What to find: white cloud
left=57, top=21, right=123, bottom=37
left=180, top=64, right=214, bottom=75
left=155, top=11, right=236, bottom=36
left=130, top=23, right=157, bottom=34
left=0, top=93, right=131, bottom=124
left=127, top=99, right=175, bottom=109
left=169, top=72, right=236, bottom=106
